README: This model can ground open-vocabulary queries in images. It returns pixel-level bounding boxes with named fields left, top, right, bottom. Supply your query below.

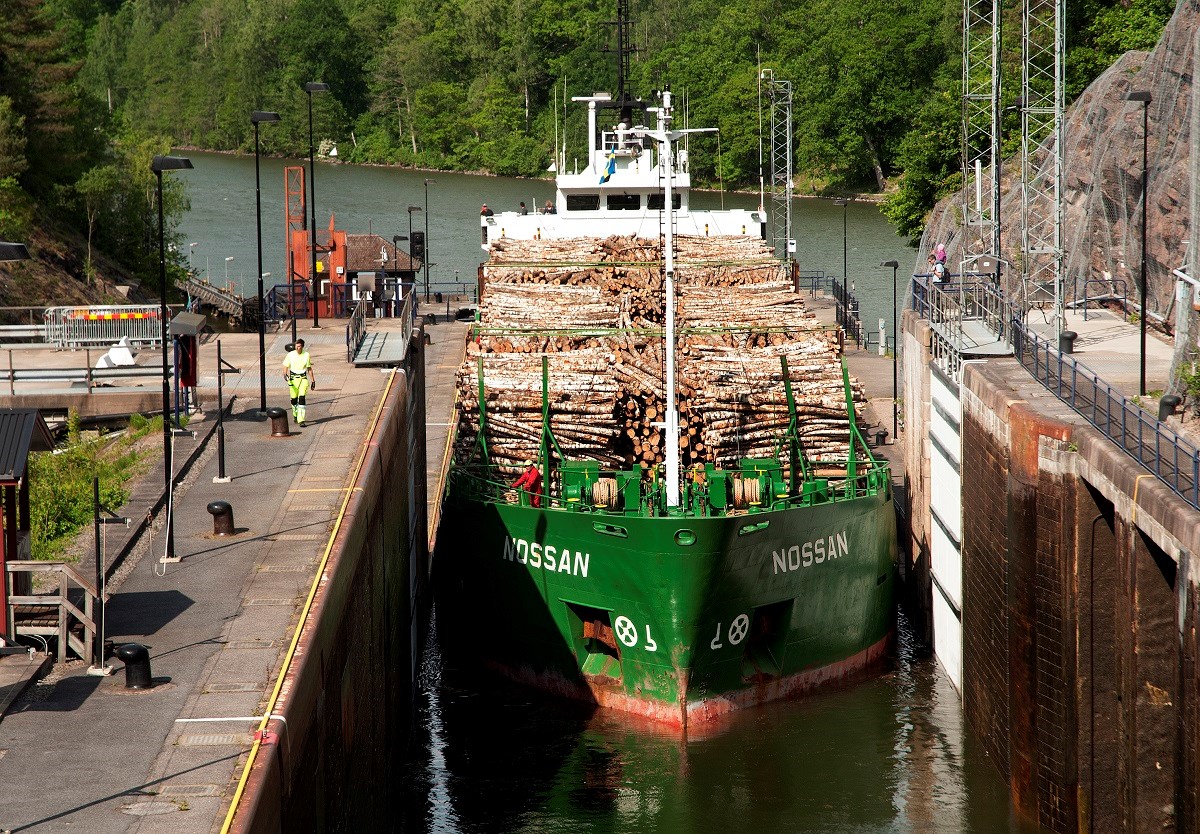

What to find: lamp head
left=393, top=235, right=407, bottom=244
left=1124, top=90, right=1152, bottom=103
left=833, top=198, right=848, bottom=206
left=151, top=155, right=193, bottom=173
left=881, top=260, right=900, bottom=269
left=408, top=205, right=423, bottom=213
left=251, top=110, right=281, bottom=124
left=304, top=82, right=330, bottom=94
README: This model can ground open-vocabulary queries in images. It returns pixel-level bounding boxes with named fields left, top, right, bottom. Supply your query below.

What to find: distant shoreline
left=172, top=145, right=885, bottom=204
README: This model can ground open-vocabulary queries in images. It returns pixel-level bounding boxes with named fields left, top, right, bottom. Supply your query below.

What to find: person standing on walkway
left=282, top=338, right=316, bottom=426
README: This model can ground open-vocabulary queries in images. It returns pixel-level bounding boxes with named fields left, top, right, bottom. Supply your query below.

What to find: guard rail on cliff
left=1011, top=319, right=1200, bottom=511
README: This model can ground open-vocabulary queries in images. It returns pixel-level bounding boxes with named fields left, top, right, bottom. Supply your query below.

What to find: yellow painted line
left=221, top=370, right=396, bottom=833
left=286, top=488, right=363, bottom=493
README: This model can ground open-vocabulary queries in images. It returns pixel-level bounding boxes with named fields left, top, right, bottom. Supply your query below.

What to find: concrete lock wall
left=933, top=355, right=1200, bottom=833
left=235, top=338, right=428, bottom=832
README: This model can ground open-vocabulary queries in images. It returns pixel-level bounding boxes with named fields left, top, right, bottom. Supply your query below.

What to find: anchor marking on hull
left=614, top=616, right=638, bottom=647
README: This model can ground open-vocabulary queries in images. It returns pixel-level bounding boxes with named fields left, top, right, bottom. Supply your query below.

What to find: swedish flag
left=599, top=149, right=617, bottom=184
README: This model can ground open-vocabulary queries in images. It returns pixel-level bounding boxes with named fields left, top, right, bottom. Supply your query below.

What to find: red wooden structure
left=0, top=409, right=53, bottom=640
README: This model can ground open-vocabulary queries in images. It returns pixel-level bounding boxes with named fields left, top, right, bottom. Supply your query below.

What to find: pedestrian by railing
left=1012, top=318, right=1200, bottom=512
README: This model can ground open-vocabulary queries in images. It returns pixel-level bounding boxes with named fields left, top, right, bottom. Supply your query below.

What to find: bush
left=27, top=412, right=159, bottom=561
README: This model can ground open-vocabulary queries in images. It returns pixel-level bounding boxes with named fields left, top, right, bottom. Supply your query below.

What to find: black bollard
left=1058, top=330, right=1078, bottom=355
left=115, top=643, right=152, bottom=689
left=1159, top=394, right=1182, bottom=421
left=266, top=406, right=289, bottom=437
left=207, top=500, right=235, bottom=536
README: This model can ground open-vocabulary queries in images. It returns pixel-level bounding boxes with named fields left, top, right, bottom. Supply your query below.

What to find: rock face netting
left=919, top=0, right=1199, bottom=356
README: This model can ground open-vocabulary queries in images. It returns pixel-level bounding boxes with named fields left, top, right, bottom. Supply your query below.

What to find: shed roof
left=0, top=409, right=53, bottom=483
left=345, top=234, right=421, bottom=273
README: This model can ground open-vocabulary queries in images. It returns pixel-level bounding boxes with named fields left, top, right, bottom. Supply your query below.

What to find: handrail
left=1078, top=278, right=1129, bottom=322
left=1011, top=318, right=1200, bottom=511
left=6, top=560, right=98, bottom=663
left=346, top=299, right=367, bottom=363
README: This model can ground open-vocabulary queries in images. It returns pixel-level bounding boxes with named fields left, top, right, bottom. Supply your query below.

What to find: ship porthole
left=675, top=529, right=697, bottom=546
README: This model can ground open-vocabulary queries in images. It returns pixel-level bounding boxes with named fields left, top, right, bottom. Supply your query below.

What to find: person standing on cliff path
left=282, top=338, right=316, bottom=426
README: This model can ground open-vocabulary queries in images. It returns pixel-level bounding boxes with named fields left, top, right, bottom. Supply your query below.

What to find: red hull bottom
left=482, top=630, right=893, bottom=734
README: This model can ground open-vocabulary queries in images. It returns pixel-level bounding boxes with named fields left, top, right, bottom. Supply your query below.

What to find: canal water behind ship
left=178, top=154, right=1044, bottom=833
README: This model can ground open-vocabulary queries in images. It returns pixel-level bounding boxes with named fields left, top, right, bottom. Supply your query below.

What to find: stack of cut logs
left=456, top=236, right=863, bottom=476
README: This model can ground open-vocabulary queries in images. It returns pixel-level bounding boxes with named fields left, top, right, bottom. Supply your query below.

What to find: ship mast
left=636, top=92, right=714, bottom=509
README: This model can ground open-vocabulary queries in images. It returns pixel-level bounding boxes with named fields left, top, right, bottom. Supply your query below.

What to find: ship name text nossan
left=503, top=537, right=592, bottom=577
left=771, top=531, right=849, bottom=574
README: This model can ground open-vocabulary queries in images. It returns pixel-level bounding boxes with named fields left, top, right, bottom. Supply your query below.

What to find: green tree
left=73, top=163, right=120, bottom=285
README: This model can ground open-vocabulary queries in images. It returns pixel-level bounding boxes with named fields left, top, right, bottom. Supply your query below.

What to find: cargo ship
left=436, top=20, right=895, bottom=730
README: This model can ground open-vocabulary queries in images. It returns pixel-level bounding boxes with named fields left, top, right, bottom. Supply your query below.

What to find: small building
left=287, top=218, right=421, bottom=319
left=0, top=409, right=53, bottom=638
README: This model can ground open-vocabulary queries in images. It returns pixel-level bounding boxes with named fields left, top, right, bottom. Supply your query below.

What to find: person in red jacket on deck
left=511, top=460, right=542, bottom=507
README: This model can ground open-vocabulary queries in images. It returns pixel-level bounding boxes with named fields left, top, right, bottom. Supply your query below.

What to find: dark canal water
left=399, top=608, right=1044, bottom=834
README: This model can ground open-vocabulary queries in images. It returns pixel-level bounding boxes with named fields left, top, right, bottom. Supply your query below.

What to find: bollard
left=1159, top=394, right=1182, bottom=421
left=207, top=500, right=235, bottom=536
left=115, top=643, right=152, bottom=689
left=1059, top=330, right=1078, bottom=354
left=266, top=406, right=289, bottom=437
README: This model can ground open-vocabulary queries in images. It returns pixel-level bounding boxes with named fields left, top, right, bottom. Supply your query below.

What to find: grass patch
left=28, top=411, right=160, bottom=561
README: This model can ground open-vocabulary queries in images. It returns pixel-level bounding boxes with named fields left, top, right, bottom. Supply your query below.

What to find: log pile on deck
left=456, top=235, right=863, bottom=475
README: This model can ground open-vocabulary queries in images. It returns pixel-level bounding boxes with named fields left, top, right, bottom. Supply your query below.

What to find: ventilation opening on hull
left=565, top=602, right=623, bottom=683
left=742, top=599, right=794, bottom=681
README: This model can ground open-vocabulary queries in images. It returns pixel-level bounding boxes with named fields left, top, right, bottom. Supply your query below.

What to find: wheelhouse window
left=566, top=194, right=600, bottom=211
left=606, top=193, right=641, bottom=211
left=647, top=193, right=682, bottom=210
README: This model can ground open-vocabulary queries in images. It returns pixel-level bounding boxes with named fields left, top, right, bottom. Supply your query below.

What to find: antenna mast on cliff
left=1017, top=0, right=1065, bottom=334
left=960, top=0, right=1000, bottom=278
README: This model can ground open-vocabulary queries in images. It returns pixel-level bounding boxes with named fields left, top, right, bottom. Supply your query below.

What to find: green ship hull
left=437, top=482, right=895, bottom=728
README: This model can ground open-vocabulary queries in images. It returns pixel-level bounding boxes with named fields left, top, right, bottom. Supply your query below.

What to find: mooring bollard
left=207, top=500, right=235, bottom=536
left=1059, top=330, right=1078, bottom=355
left=1159, top=394, right=1182, bottom=422
left=266, top=406, right=289, bottom=437
left=115, top=643, right=152, bottom=689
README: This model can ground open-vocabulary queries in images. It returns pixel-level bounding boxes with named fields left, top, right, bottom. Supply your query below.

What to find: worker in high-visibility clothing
left=281, top=338, right=316, bottom=426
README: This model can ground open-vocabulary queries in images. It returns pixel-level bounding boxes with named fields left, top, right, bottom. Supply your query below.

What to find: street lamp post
left=407, top=205, right=422, bottom=296
left=252, top=110, right=281, bottom=413
left=151, top=154, right=193, bottom=563
left=423, top=179, right=434, bottom=302
left=882, top=260, right=900, bottom=440
left=392, top=235, right=407, bottom=311
left=225, top=255, right=234, bottom=285
left=305, top=81, right=330, bottom=327
left=1125, top=90, right=1152, bottom=396
left=834, top=198, right=848, bottom=328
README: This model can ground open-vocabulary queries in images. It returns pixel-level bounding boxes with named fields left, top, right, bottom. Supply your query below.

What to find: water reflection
left=402, top=608, right=1044, bottom=834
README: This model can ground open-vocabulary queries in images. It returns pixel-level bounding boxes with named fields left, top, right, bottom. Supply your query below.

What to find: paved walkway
left=0, top=318, right=408, bottom=833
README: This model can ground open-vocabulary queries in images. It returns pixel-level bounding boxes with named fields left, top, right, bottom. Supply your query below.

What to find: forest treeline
left=0, top=0, right=1175, bottom=291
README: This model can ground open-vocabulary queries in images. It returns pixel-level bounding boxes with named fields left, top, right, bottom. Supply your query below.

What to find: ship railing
left=450, top=459, right=892, bottom=513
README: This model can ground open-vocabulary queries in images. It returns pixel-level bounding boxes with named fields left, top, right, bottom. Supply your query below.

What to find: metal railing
left=44, top=305, right=164, bottom=349
left=7, top=560, right=98, bottom=663
left=346, top=300, right=367, bottom=363
left=1012, top=319, right=1200, bottom=511
left=1076, top=278, right=1129, bottom=322
left=266, top=283, right=309, bottom=323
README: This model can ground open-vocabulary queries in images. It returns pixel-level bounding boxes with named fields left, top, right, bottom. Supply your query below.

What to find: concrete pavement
left=0, top=317, right=412, bottom=832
